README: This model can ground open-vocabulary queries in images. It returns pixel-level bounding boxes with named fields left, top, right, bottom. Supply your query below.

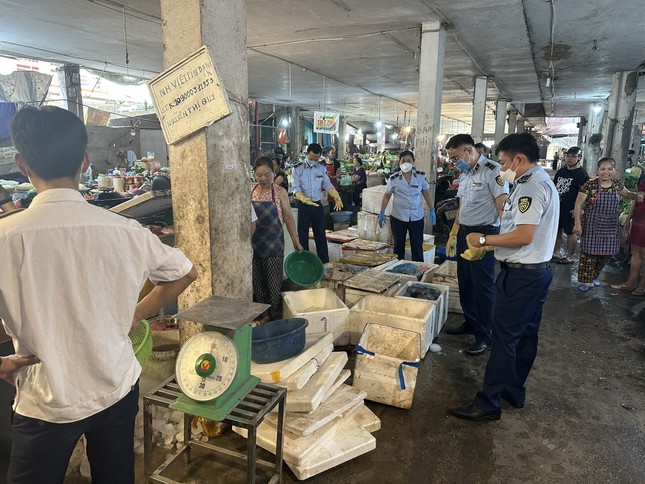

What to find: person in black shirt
left=551, top=146, right=589, bottom=264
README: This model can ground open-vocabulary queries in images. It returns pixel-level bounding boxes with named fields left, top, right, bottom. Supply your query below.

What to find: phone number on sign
left=168, top=78, right=215, bottom=109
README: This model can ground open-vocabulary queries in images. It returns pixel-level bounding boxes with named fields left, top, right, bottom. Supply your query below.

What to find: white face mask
left=400, top=162, right=413, bottom=173
left=499, top=159, right=518, bottom=183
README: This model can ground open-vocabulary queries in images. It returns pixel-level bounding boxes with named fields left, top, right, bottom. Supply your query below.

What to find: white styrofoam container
left=357, top=211, right=394, bottom=244
left=283, top=288, right=350, bottom=345
left=394, top=281, right=450, bottom=333
left=309, top=239, right=343, bottom=263
left=405, top=233, right=436, bottom=245
left=353, top=323, right=421, bottom=409
left=361, top=185, right=392, bottom=215
left=349, top=294, right=437, bottom=357
left=381, top=260, right=439, bottom=283
left=343, top=281, right=402, bottom=308
left=403, top=243, right=436, bottom=264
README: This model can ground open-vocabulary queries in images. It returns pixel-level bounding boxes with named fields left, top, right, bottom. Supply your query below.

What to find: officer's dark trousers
left=8, top=382, right=139, bottom=484
left=390, top=216, right=424, bottom=261
left=297, top=201, right=329, bottom=263
left=474, top=264, right=552, bottom=412
left=456, top=224, right=499, bottom=344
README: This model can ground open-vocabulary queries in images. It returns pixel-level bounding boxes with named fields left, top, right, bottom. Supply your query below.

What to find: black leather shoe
left=449, top=403, right=500, bottom=421
left=501, top=392, right=525, bottom=409
left=466, top=341, right=490, bottom=356
left=445, top=323, right=475, bottom=335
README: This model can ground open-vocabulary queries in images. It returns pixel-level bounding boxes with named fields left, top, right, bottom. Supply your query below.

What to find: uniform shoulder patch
left=292, top=160, right=303, bottom=168
left=485, top=162, right=496, bottom=170
left=415, top=170, right=425, bottom=176
left=389, top=172, right=402, bottom=180
left=495, top=175, right=505, bottom=186
left=518, top=196, right=532, bottom=213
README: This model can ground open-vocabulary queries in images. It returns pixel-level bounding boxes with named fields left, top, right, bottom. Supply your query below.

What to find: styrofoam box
left=394, top=281, right=449, bottom=333
left=343, top=279, right=402, bottom=308
left=283, top=288, right=350, bottom=346
left=309, top=239, right=343, bottom=263
left=361, top=185, right=392, bottom=215
left=349, top=294, right=437, bottom=357
left=404, top=245, right=436, bottom=264
left=353, top=323, right=421, bottom=409
left=357, top=211, right=393, bottom=245
left=425, top=260, right=463, bottom=314
left=405, top=233, right=435, bottom=245
left=381, top=260, right=439, bottom=283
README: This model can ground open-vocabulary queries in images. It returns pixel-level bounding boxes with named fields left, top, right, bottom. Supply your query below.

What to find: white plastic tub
left=283, top=288, right=350, bottom=345
left=394, top=281, right=449, bottom=333
left=348, top=294, right=437, bottom=357
left=352, top=323, right=421, bottom=409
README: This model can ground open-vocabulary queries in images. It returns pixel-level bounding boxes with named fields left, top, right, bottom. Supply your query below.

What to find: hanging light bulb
left=546, top=76, right=552, bottom=88
left=130, top=128, right=136, bottom=137
left=593, top=103, right=602, bottom=114
left=375, top=120, right=382, bottom=128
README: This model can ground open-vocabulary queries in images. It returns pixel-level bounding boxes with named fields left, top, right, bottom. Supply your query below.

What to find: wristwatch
left=479, top=236, right=487, bottom=246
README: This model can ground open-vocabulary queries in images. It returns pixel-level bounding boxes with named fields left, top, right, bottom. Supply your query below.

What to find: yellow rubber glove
left=446, top=221, right=459, bottom=258
left=329, top=188, right=344, bottom=211
left=460, top=236, right=494, bottom=261
left=295, top=192, right=319, bottom=206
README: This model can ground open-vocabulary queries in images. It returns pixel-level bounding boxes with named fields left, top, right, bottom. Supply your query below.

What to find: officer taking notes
left=449, top=132, right=559, bottom=422
left=291, top=143, right=343, bottom=263
left=444, top=134, right=509, bottom=356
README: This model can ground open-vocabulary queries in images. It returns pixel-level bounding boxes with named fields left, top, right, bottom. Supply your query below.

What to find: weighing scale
left=169, top=295, right=269, bottom=421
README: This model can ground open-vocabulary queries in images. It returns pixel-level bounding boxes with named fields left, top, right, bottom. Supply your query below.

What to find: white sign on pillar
left=148, top=46, right=232, bottom=145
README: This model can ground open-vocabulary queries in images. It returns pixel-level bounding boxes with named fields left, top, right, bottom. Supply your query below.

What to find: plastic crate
left=394, top=281, right=450, bottom=333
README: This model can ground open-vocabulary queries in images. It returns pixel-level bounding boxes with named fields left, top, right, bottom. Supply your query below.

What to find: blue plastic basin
left=252, top=318, right=309, bottom=364
left=330, top=210, right=353, bottom=222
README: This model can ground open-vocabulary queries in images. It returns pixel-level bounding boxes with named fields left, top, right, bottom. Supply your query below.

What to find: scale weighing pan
left=170, top=295, right=269, bottom=421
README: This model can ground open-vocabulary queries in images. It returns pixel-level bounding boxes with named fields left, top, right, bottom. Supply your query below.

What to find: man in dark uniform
left=444, top=134, right=509, bottom=356
left=291, top=143, right=343, bottom=263
left=449, top=132, right=559, bottom=421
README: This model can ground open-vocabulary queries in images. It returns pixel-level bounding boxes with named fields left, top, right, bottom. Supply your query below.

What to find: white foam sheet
left=320, top=369, right=351, bottom=402
left=286, top=419, right=376, bottom=480
left=232, top=402, right=362, bottom=467
left=273, top=344, right=333, bottom=391
left=285, top=351, right=348, bottom=413
left=251, top=332, right=333, bottom=383
left=265, top=384, right=366, bottom=437
left=353, top=404, right=381, bottom=433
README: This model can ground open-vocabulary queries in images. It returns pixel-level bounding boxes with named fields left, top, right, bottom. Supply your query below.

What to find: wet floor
left=25, top=257, right=645, bottom=483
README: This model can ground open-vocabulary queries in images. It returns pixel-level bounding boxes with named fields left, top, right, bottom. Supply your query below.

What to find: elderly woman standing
left=573, top=157, right=636, bottom=291
left=251, top=156, right=303, bottom=320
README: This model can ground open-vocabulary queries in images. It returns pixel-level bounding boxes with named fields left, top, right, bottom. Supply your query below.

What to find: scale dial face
left=175, top=332, right=239, bottom=402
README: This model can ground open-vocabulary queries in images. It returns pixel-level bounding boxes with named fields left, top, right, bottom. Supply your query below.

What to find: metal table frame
left=144, top=375, right=286, bottom=484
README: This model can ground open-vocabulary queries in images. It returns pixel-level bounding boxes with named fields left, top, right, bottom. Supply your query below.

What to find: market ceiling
left=1, top=0, right=644, bottom=135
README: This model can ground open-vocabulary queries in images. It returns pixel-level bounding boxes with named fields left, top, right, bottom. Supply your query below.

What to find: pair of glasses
left=449, top=148, right=467, bottom=163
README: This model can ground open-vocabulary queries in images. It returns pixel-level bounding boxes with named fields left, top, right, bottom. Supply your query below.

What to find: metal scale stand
left=144, top=295, right=286, bottom=484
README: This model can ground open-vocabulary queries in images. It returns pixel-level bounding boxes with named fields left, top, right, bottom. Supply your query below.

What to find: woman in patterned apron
left=251, top=157, right=303, bottom=320
left=573, top=157, right=636, bottom=291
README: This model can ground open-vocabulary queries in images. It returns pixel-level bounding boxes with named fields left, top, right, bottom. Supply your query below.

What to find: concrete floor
left=10, top=257, right=645, bottom=483
left=131, top=259, right=644, bottom=484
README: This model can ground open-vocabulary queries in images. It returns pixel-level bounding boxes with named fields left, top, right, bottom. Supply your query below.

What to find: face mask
left=455, top=159, right=470, bottom=171
left=499, top=160, right=518, bottom=184
left=400, top=162, right=413, bottom=173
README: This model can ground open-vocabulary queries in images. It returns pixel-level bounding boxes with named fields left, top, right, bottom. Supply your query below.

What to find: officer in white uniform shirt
left=450, top=132, right=558, bottom=422
left=444, top=134, right=508, bottom=356
left=379, top=150, right=435, bottom=261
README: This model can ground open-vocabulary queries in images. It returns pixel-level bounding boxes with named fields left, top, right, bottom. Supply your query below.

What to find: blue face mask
left=455, top=159, right=470, bottom=171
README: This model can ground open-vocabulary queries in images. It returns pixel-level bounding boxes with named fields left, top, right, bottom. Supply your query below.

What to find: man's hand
left=429, top=208, right=436, bottom=226
left=462, top=233, right=494, bottom=261
left=295, top=192, right=318, bottom=207
left=378, top=210, right=387, bottom=228
left=293, top=239, right=304, bottom=252
left=446, top=222, right=460, bottom=258
left=0, top=354, right=39, bottom=385
left=573, top=222, right=582, bottom=236
left=329, top=189, right=344, bottom=211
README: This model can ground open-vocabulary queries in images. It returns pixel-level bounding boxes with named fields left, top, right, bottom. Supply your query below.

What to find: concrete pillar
left=471, top=76, right=488, bottom=142
left=629, top=124, right=641, bottom=155
left=159, top=0, right=251, bottom=337
left=338, top=116, right=347, bottom=158
left=577, top=116, right=586, bottom=147
left=494, top=99, right=508, bottom=146
left=58, top=64, right=84, bottom=120
left=517, top=118, right=526, bottom=133
left=602, top=71, right=638, bottom=176
left=298, top=115, right=306, bottom=155
left=289, top=106, right=300, bottom=157
left=416, top=19, right=446, bottom=233
left=316, top=132, right=323, bottom=145
left=583, top=103, right=604, bottom=173
left=507, top=110, right=517, bottom=134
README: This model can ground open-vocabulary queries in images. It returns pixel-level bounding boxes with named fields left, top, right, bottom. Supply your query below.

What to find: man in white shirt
left=0, top=106, right=197, bottom=483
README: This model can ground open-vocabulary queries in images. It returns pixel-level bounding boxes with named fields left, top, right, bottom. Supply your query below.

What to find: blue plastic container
left=251, top=318, right=309, bottom=364
left=330, top=210, right=353, bottom=222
